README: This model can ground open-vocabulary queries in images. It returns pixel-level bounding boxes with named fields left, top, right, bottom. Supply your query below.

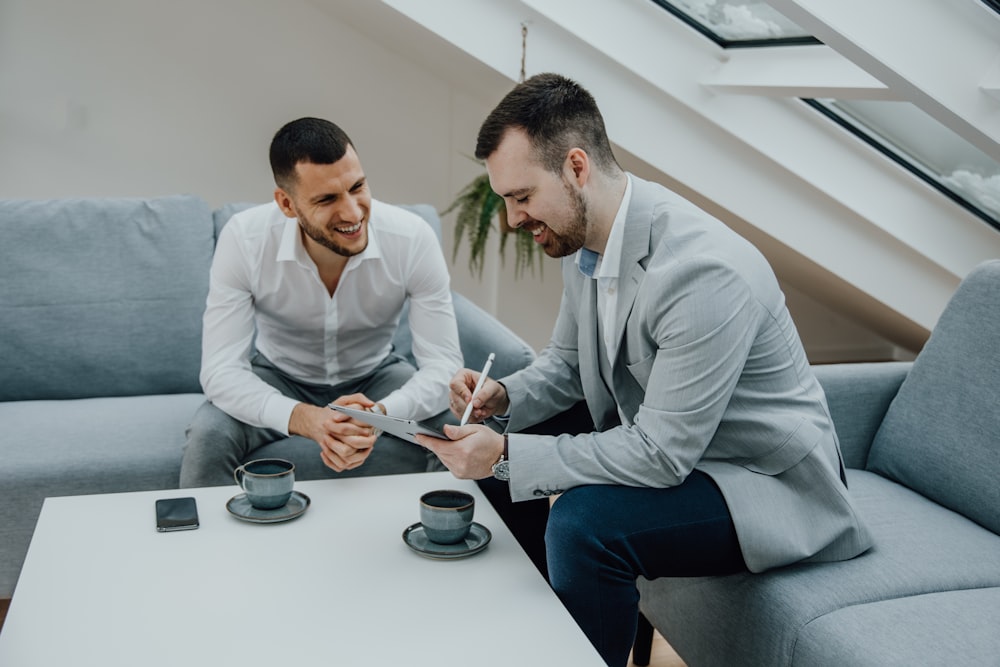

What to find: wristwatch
left=492, top=433, right=511, bottom=481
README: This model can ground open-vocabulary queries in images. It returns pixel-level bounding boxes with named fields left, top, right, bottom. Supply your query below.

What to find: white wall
left=0, top=0, right=454, bottom=207
left=0, top=0, right=900, bottom=359
left=0, top=0, right=517, bottom=345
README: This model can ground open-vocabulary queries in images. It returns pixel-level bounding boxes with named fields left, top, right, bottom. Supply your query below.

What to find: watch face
left=492, top=459, right=510, bottom=481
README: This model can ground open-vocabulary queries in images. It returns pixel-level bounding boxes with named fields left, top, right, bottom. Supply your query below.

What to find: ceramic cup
left=233, top=458, right=295, bottom=510
left=419, top=489, right=475, bottom=544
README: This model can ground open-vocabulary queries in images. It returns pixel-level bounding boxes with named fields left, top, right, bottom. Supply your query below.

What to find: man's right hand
left=288, top=396, right=378, bottom=472
left=448, top=368, right=510, bottom=423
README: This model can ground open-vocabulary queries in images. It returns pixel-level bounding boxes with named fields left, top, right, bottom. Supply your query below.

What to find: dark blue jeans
left=545, top=472, right=747, bottom=667
left=477, top=403, right=747, bottom=666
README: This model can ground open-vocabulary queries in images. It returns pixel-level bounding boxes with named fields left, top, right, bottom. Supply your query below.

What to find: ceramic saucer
left=402, top=522, right=492, bottom=559
left=226, top=491, right=311, bottom=524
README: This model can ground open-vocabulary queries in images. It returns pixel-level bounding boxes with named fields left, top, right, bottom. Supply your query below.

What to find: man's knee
left=545, top=486, right=607, bottom=556
left=185, top=401, right=243, bottom=444
left=181, top=402, right=258, bottom=488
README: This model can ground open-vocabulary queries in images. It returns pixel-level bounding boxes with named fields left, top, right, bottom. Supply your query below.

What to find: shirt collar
left=277, top=216, right=303, bottom=263
left=577, top=174, right=633, bottom=280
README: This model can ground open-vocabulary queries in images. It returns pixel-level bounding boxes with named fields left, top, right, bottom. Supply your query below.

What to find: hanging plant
left=441, top=170, right=542, bottom=279
left=440, top=22, right=541, bottom=280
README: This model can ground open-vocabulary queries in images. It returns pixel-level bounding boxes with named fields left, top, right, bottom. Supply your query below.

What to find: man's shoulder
left=371, top=200, right=439, bottom=242
left=223, top=201, right=285, bottom=235
left=216, top=203, right=289, bottom=257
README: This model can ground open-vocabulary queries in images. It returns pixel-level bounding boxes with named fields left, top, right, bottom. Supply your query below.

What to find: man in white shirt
left=180, top=117, right=463, bottom=487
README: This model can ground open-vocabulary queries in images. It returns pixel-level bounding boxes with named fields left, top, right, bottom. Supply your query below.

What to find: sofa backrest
left=868, top=259, right=1000, bottom=534
left=0, top=196, right=214, bottom=401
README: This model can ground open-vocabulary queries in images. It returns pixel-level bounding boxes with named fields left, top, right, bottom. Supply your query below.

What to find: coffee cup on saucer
left=233, top=458, right=295, bottom=510
left=419, top=489, right=475, bottom=544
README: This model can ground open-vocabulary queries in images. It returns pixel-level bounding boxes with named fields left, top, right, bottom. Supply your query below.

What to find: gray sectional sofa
left=0, top=195, right=536, bottom=599
left=635, top=259, right=1000, bottom=666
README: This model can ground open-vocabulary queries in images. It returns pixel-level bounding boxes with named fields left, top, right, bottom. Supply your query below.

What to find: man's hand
left=448, top=368, right=509, bottom=423
left=288, top=393, right=380, bottom=472
left=416, top=424, right=504, bottom=480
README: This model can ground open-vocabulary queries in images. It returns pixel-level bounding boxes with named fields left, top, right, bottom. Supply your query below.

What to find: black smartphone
left=155, top=497, right=200, bottom=532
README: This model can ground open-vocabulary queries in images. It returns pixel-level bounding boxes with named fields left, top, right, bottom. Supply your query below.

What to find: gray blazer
left=502, top=176, right=872, bottom=572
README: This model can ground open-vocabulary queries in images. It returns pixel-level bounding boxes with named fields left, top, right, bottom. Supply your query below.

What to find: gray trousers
left=179, top=353, right=449, bottom=488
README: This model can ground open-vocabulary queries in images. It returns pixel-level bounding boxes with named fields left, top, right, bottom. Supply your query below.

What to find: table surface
left=0, top=472, right=603, bottom=666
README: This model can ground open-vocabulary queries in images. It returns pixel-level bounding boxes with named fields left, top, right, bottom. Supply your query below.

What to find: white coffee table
left=0, top=472, right=604, bottom=665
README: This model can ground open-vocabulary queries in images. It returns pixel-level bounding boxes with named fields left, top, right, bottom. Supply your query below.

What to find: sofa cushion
left=0, top=196, right=214, bottom=400
left=791, top=587, right=1000, bottom=667
left=637, top=469, right=1000, bottom=666
left=868, top=260, right=1000, bottom=534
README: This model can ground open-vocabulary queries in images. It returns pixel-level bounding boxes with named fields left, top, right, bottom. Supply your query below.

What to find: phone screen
left=155, top=497, right=199, bottom=532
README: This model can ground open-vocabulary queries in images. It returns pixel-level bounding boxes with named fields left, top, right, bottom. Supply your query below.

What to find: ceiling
left=324, top=0, right=1000, bottom=353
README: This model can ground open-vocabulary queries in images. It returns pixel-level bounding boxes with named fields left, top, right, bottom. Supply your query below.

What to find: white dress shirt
left=200, top=199, right=462, bottom=434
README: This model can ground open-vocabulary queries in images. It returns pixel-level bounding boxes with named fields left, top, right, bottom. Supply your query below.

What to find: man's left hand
left=416, top=424, right=504, bottom=480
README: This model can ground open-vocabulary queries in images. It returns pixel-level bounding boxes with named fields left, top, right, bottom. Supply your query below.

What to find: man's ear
left=565, top=147, right=590, bottom=187
left=274, top=187, right=296, bottom=218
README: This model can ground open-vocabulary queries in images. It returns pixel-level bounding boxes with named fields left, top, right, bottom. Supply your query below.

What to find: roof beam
left=982, top=55, right=1000, bottom=102
left=704, top=45, right=899, bottom=100
left=767, top=0, right=1000, bottom=161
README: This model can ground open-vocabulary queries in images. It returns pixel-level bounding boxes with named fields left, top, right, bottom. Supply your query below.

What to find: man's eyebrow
left=501, top=187, right=532, bottom=199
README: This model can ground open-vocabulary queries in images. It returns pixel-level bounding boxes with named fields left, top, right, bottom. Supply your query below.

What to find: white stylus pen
left=460, top=352, right=495, bottom=426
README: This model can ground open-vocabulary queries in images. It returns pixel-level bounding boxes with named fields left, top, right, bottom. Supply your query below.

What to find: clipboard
left=328, top=405, right=450, bottom=445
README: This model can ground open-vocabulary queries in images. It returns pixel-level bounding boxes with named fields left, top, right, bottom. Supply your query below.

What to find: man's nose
left=340, top=195, right=364, bottom=222
left=508, top=206, right=529, bottom=229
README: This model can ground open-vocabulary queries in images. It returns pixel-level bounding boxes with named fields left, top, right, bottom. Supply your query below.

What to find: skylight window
left=807, top=99, right=1000, bottom=230
left=650, top=0, right=819, bottom=47
left=980, top=0, right=1000, bottom=16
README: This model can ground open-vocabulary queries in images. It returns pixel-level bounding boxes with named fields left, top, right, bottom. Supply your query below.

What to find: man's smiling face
left=276, top=144, right=372, bottom=258
left=485, top=128, right=588, bottom=259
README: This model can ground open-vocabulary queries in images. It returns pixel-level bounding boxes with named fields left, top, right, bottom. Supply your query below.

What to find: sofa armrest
left=395, top=203, right=536, bottom=375
left=391, top=292, right=536, bottom=384
left=812, top=361, right=911, bottom=470
left=451, top=292, right=536, bottom=378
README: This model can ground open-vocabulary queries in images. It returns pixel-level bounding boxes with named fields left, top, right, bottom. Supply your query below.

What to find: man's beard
left=297, top=207, right=366, bottom=258
left=539, top=180, right=588, bottom=258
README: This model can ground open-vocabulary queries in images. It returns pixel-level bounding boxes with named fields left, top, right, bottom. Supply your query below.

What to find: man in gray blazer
left=419, top=73, right=872, bottom=667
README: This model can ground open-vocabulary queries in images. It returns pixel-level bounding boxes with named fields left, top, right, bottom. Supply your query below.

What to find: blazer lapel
left=609, top=179, right=654, bottom=364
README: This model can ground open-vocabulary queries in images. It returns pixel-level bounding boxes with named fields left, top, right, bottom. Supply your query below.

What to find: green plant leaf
left=441, top=171, right=543, bottom=280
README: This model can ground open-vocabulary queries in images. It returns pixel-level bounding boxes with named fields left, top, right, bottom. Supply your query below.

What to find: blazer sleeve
left=506, top=257, right=761, bottom=501
left=500, top=259, right=589, bottom=430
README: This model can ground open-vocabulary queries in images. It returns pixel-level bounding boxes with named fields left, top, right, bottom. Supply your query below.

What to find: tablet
left=329, top=405, right=450, bottom=445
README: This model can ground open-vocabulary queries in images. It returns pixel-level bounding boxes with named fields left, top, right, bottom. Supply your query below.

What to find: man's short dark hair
left=475, top=73, right=619, bottom=175
left=270, top=117, right=354, bottom=191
